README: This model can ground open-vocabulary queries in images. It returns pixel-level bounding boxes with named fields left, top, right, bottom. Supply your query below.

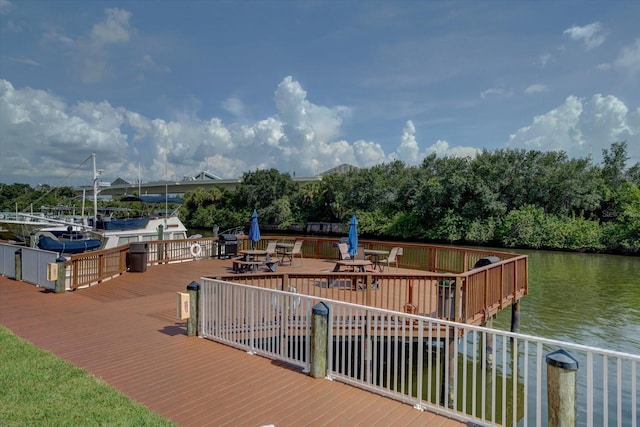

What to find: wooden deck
left=0, top=257, right=473, bottom=427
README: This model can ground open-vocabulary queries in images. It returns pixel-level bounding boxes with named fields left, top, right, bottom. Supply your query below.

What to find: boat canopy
left=120, top=195, right=184, bottom=204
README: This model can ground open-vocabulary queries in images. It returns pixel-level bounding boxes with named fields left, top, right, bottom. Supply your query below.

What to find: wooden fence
left=63, top=236, right=527, bottom=325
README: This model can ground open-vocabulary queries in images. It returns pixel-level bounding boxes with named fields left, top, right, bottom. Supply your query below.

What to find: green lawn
left=0, top=327, right=176, bottom=426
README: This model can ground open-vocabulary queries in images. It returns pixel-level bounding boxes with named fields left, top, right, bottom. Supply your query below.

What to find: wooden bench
left=332, top=260, right=372, bottom=273
left=232, top=259, right=263, bottom=273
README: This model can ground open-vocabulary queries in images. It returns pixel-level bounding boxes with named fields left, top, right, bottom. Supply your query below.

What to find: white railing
left=200, top=279, right=310, bottom=371
left=199, top=278, right=639, bottom=426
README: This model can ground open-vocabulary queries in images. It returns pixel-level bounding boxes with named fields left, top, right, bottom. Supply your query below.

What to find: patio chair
left=379, top=247, right=400, bottom=272
left=337, top=243, right=351, bottom=260
left=282, top=240, right=303, bottom=266
left=265, top=240, right=278, bottom=256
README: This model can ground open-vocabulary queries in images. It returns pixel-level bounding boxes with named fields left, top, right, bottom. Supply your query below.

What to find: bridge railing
left=199, top=278, right=639, bottom=427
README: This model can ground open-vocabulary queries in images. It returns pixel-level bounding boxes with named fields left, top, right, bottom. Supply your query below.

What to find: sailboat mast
left=92, top=153, right=98, bottom=228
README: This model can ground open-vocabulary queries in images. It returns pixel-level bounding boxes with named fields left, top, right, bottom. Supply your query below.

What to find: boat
left=3, top=155, right=189, bottom=254
left=0, top=212, right=70, bottom=243
left=34, top=232, right=102, bottom=254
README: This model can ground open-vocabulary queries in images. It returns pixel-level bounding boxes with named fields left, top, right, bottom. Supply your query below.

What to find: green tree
left=234, top=169, right=297, bottom=211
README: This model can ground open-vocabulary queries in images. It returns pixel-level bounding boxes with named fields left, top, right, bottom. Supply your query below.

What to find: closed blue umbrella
left=249, top=210, right=261, bottom=249
left=347, top=215, right=358, bottom=258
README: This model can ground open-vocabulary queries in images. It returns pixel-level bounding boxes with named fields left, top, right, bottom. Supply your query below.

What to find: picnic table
left=233, top=249, right=278, bottom=273
left=332, top=259, right=372, bottom=272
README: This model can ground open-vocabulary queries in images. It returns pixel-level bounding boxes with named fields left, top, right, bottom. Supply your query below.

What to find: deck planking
left=1, top=257, right=473, bottom=427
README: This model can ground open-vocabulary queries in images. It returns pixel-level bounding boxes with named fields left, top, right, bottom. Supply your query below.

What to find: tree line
left=2, top=142, right=638, bottom=254
left=180, top=142, right=638, bottom=254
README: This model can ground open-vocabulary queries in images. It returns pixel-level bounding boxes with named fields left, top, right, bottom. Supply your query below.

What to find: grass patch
left=0, top=327, right=176, bottom=426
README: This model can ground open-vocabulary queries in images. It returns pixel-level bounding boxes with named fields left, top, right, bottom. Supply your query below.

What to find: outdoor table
left=275, top=242, right=294, bottom=263
left=363, top=249, right=389, bottom=271
left=233, top=249, right=269, bottom=273
left=239, top=249, right=269, bottom=261
left=332, top=259, right=372, bottom=273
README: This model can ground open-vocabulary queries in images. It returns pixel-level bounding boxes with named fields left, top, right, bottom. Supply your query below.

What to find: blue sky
left=1, top=0, right=639, bottom=187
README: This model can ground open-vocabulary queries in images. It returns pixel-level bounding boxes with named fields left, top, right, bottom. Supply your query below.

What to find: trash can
left=129, top=242, right=148, bottom=272
left=437, top=279, right=456, bottom=319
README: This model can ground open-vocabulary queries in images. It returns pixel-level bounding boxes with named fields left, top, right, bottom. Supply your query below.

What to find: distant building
left=111, top=177, right=131, bottom=186
left=183, top=171, right=222, bottom=181
left=320, top=164, right=358, bottom=175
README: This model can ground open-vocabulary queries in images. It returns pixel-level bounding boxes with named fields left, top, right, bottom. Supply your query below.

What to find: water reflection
left=491, top=249, right=640, bottom=355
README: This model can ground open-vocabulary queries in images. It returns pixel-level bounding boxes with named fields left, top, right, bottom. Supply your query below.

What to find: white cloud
left=563, top=22, right=606, bottom=50
left=138, top=54, right=171, bottom=74
left=613, top=38, right=640, bottom=73
left=43, top=8, right=135, bottom=84
left=43, top=30, right=75, bottom=46
left=396, top=120, right=420, bottom=162
left=91, top=8, right=131, bottom=45
left=480, top=87, right=513, bottom=99
left=0, top=77, right=402, bottom=184
left=221, top=97, right=246, bottom=118
left=524, top=84, right=548, bottom=94
left=508, top=94, right=639, bottom=163
left=3, top=75, right=637, bottom=187
left=0, top=0, right=12, bottom=14
left=4, top=56, right=40, bottom=67
left=428, top=140, right=480, bottom=158
left=538, top=54, right=552, bottom=67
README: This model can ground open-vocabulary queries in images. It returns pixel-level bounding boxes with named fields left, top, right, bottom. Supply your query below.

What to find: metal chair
left=379, top=247, right=400, bottom=272
left=265, top=240, right=278, bottom=256
left=337, top=243, right=351, bottom=260
left=283, top=240, right=303, bottom=266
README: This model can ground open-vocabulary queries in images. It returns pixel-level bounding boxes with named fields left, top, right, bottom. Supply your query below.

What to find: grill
left=217, top=233, right=239, bottom=259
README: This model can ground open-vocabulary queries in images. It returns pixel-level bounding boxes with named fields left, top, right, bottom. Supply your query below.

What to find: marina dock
left=0, top=257, right=470, bottom=427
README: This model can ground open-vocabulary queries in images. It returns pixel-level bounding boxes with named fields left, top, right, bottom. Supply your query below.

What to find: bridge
left=74, top=175, right=322, bottom=197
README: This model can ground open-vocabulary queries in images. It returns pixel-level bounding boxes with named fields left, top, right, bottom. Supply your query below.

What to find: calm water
left=490, top=249, right=640, bottom=355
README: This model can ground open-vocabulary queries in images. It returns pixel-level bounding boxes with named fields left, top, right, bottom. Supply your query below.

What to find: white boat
left=0, top=212, right=72, bottom=243
left=2, top=154, right=189, bottom=252
left=97, top=212, right=188, bottom=249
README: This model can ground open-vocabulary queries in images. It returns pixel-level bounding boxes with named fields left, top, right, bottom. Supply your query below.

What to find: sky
left=1, top=1, right=639, bottom=187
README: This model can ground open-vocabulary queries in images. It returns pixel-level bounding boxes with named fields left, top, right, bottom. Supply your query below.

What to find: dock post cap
left=312, top=301, right=329, bottom=315
left=546, top=348, right=579, bottom=370
left=186, top=281, right=200, bottom=291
